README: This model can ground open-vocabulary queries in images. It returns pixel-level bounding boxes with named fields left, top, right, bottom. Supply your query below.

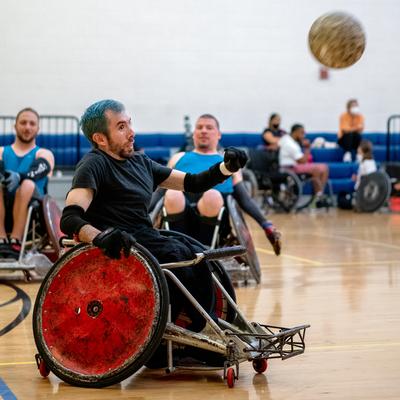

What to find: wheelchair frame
left=0, top=195, right=62, bottom=280
left=150, top=195, right=261, bottom=284
left=33, top=237, right=309, bottom=389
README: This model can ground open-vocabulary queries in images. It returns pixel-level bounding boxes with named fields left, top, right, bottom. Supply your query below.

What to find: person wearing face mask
left=261, top=113, right=287, bottom=150
left=338, top=99, right=365, bottom=162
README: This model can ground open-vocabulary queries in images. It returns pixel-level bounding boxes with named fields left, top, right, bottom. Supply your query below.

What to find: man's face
left=193, top=117, right=221, bottom=152
left=103, top=110, right=135, bottom=159
left=15, top=111, right=39, bottom=144
left=294, top=127, right=305, bottom=142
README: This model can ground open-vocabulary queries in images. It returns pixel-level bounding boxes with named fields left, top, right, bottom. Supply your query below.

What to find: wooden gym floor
left=0, top=210, right=399, bottom=400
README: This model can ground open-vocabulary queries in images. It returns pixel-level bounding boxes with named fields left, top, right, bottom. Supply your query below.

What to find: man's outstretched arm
left=160, top=147, right=248, bottom=191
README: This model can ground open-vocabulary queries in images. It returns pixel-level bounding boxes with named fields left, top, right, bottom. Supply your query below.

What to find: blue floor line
left=0, top=378, right=17, bottom=400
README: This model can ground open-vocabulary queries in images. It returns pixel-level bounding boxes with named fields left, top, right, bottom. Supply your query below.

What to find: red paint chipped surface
left=41, top=248, right=157, bottom=375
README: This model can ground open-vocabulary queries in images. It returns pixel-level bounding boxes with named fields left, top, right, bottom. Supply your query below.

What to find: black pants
left=135, top=228, right=215, bottom=332
left=167, top=193, right=231, bottom=247
left=338, top=132, right=361, bottom=160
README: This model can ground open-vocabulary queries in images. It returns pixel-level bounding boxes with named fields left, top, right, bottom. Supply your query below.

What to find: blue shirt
left=3, top=145, right=47, bottom=195
left=175, top=152, right=233, bottom=193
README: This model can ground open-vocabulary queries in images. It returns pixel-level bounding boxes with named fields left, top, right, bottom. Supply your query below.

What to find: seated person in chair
left=161, top=114, right=281, bottom=255
left=279, top=124, right=329, bottom=207
left=0, top=108, right=55, bottom=259
left=60, top=100, right=247, bottom=332
left=261, top=113, right=287, bottom=151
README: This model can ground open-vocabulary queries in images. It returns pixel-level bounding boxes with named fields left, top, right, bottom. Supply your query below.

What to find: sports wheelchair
left=0, top=194, right=63, bottom=280
left=33, top=230, right=309, bottom=388
left=245, top=148, right=332, bottom=212
left=150, top=194, right=262, bottom=285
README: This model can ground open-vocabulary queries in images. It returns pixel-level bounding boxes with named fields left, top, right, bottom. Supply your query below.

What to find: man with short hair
left=60, top=99, right=247, bottom=331
left=279, top=124, right=329, bottom=207
left=0, top=108, right=55, bottom=258
left=163, top=114, right=281, bottom=255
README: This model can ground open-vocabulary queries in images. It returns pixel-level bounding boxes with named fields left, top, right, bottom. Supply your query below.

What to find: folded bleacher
left=0, top=116, right=398, bottom=195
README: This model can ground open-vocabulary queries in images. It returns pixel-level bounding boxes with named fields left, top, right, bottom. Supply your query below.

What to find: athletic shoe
left=343, top=151, right=352, bottom=162
left=0, top=238, right=10, bottom=258
left=315, top=197, right=331, bottom=209
left=264, top=227, right=282, bottom=256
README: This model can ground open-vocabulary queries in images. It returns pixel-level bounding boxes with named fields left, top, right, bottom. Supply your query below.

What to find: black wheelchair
left=150, top=194, right=262, bottom=285
left=245, top=148, right=331, bottom=212
left=0, top=194, right=63, bottom=280
left=33, top=230, right=309, bottom=388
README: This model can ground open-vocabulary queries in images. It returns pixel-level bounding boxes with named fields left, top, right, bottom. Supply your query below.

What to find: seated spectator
left=261, top=113, right=286, bottom=150
left=0, top=108, right=55, bottom=259
left=338, top=99, right=364, bottom=162
left=279, top=124, right=330, bottom=207
left=353, top=140, right=377, bottom=189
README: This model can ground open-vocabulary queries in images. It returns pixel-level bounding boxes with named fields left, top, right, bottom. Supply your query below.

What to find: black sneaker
left=315, top=197, right=331, bottom=209
left=0, top=238, right=10, bottom=258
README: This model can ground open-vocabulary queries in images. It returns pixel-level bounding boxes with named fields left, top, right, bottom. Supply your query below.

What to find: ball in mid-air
left=308, top=11, right=366, bottom=69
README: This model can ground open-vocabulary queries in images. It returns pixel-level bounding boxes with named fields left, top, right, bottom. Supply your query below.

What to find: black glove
left=92, top=227, right=136, bottom=259
left=4, top=170, right=21, bottom=192
left=223, top=147, right=248, bottom=173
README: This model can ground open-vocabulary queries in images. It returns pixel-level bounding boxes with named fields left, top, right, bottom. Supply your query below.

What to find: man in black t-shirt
left=60, top=99, right=247, bottom=331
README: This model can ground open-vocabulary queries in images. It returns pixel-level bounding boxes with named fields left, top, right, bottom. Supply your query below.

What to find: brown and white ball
left=308, top=11, right=366, bottom=69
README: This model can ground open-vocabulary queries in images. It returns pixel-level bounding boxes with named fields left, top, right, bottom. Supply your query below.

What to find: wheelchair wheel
left=272, top=170, right=302, bottom=212
left=226, top=196, right=261, bottom=283
left=33, top=242, right=169, bottom=388
left=159, top=230, right=237, bottom=323
left=242, top=168, right=259, bottom=198
left=42, top=195, right=63, bottom=258
left=355, top=171, right=392, bottom=212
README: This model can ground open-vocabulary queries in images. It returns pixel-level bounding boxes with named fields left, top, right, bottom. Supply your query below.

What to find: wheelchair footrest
left=226, top=323, right=310, bottom=360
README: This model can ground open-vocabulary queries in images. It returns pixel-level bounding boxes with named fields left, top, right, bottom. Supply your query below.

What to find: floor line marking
left=0, top=361, right=36, bottom=366
left=309, top=232, right=400, bottom=250
left=259, top=260, right=400, bottom=268
left=309, top=341, right=400, bottom=351
left=256, top=247, right=323, bottom=266
left=0, top=377, right=17, bottom=400
left=2, top=341, right=400, bottom=366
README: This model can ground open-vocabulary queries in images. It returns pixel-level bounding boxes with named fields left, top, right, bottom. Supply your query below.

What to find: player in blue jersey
left=0, top=108, right=55, bottom=258
left=164, top=114, right=281, bottom=255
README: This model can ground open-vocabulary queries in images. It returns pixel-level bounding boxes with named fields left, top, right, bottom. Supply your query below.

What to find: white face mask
left=350, top=106, right=360, bottom=114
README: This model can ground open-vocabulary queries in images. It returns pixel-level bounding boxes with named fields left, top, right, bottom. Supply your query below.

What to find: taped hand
left=223, top=147, right=248, bottom=173
left=92, top=227, right=136, bottom=259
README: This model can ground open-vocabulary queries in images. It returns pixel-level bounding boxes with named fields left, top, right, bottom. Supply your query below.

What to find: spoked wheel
left=33, top=243, right=169, bottom=388
left=252, top=358, right=268, bottom=374
left=272, top=170, right=302, bottom=212
left=226, top=367, right=236, bottom=388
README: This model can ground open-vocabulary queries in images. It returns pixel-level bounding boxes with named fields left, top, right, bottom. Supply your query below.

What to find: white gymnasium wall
left=0, top=0, right=399, bottom=133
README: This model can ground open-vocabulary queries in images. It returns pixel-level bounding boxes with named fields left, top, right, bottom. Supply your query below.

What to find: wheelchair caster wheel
left=226, top=367, right=235, bottom=388
left=35, top=354, right=50, bottom=377
left=23, top=270, right=32, bottom=282
left=252, top=358, right=268, bottom=374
